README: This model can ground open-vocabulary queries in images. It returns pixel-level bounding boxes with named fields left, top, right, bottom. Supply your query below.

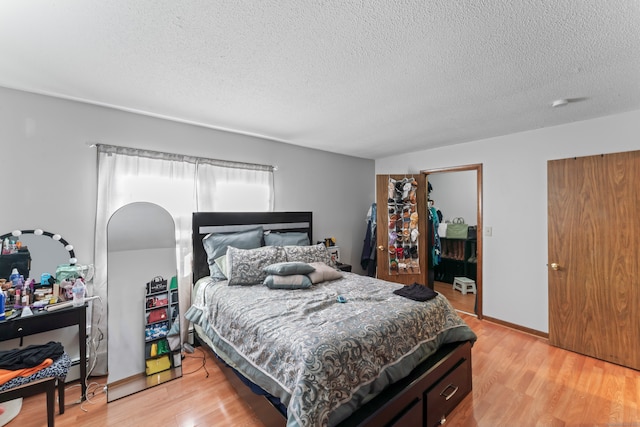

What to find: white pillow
left=307, top=262, right=343, bottom=284
left=214, top=255, right=227, bottom=277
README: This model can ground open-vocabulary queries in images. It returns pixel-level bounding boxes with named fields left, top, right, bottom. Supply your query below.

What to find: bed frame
left=191, top=211, right=473, bottom=427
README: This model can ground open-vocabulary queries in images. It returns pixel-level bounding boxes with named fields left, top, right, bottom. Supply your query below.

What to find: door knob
left=550, top=263, right=560, bottom=271
left=378, top=245, right=384, bottom=251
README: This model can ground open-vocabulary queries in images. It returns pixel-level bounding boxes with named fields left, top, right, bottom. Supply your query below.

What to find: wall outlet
left=484, top=226, right=493, bottom=237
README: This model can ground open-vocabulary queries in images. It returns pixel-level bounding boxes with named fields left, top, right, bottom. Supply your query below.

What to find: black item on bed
left=393, top=282, right=438, bottom=301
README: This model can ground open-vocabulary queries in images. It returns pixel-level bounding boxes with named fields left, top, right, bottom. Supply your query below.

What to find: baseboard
left=482, top=315, right=549, bottom=339
left=67, top=360, right=80, bottom=382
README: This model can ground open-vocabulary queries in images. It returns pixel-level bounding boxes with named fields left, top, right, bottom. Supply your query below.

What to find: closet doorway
left=423, top=164, right=483, bottom=318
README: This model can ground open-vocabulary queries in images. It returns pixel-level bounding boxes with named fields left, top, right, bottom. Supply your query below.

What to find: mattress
left=186, top=272, right=476, bottom=427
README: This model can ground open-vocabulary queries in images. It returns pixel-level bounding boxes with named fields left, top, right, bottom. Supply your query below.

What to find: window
left=90, top=144, right=274, bottom=375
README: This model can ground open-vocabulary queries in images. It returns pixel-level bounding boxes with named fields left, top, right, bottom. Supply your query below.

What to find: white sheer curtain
left=196, top=158, right=274, bottom=211
left=93, top=145, right=273, bottom=375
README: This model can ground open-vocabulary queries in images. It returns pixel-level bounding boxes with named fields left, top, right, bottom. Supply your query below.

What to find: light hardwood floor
left=435, top=280, right=476, bottom=314
left=7, top=314, right=640, bottom=426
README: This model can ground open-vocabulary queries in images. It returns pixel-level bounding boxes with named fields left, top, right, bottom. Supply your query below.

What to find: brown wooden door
left=375, top=174, right=427, bottom=286
left=548, top=151, right=640, bottom=370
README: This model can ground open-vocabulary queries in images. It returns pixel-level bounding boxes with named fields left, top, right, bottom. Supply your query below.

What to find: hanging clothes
left=429, top=206, right=441, bottom=267
left=360, top=203, right=377, bottom=277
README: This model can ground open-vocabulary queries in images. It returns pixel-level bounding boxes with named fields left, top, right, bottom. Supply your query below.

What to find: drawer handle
left=440, top=383, right=459, bottom=401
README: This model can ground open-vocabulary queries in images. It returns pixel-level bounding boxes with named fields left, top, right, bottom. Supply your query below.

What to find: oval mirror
left=0, top=230, right=77, bottom=283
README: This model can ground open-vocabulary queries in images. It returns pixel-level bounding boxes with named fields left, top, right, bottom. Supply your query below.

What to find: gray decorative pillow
left=307, top=262, right=343, bottom=284
left=263, top=262, right=315, bottom=276
left=264, top=274, right=313, bottom=289
left=264, top=231, right=310, bottom=247
left=283, top=243, right=335, bottom=267
left=202, top=227, right=264, bottom=279
left=226, top=246, right=286, bottom=285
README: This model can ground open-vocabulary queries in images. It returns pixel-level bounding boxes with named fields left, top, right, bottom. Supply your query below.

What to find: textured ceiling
left=1, top=1, right=639, bottom=159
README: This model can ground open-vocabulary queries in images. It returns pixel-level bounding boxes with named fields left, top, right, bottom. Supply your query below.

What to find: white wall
left=428, top=171, right=477, bottom=225
left=377, top=109, right=640, bottom=333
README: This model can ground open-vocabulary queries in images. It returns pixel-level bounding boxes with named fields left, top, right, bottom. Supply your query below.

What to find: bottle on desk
left=9, top=269, right=20, bottom=287
left=72, top=279, right=86, bottom=307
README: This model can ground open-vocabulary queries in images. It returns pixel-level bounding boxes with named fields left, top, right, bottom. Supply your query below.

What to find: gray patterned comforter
left=185, top=273, right=477, bottom=427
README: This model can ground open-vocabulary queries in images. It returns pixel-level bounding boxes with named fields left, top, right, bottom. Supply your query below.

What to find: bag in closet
left=446, top=217, right=469, bottom=239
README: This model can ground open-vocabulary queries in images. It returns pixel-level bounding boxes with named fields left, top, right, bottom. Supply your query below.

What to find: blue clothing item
left=429, top=206, right=441, bottom=266
left=360, top=203, right=377, bottom=276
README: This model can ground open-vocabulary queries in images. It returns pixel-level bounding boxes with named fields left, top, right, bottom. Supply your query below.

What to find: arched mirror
left=106, top=202, right=181, bottom=402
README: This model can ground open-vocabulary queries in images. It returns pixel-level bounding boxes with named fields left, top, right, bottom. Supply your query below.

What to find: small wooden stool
left=453, top=277, right=476, bottom=295
left=0, top=377, right=64, bottom=427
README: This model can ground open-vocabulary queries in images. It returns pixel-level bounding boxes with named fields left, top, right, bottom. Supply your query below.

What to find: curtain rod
left=88, top=142, right=277, bottom=171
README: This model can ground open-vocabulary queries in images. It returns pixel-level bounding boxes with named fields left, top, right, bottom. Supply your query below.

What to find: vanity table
left=0, top=304, right=87, bottom=400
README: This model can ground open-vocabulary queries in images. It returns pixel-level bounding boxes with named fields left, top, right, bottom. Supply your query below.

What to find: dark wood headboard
left=192, top=211, right=313, bottom=283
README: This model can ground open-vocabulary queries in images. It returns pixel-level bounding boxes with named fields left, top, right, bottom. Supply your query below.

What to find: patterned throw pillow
left=283, top=244, right=335, bottom=267
left=226, top=246, right=286, bottom=285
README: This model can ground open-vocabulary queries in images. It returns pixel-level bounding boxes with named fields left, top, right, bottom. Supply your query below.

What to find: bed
left=186, top=212, right=477, bottom=427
